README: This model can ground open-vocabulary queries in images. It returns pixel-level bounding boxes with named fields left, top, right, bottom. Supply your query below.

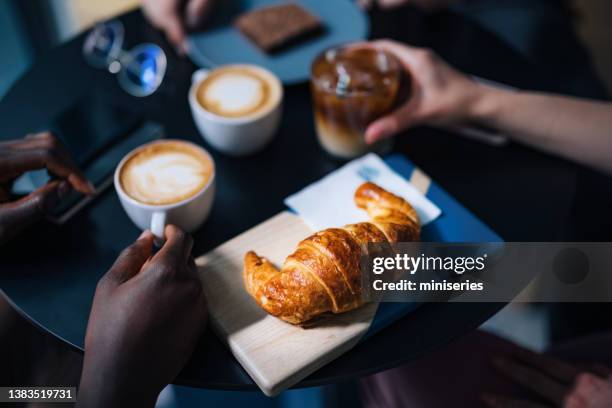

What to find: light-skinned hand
left=482, top=347, right=612, bottom=408
left=364, top=39, right=483, bottom=144
left=358, top=0, right=461, bottom=11
left=142, top=0, right=216, bottom=54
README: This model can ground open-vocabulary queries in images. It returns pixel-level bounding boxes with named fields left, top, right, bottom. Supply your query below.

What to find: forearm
left=471, top=86, right=612, bottom=174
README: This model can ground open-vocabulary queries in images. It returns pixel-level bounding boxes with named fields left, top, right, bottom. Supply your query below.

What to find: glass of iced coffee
left=311, top=44, right=402, bottom=159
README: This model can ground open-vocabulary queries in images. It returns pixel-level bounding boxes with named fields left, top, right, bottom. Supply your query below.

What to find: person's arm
left=472, top=87, right=612, bottom=174
left=366, top=40, right=612, bottom=175
left=76, top=226, right=207, bottom=407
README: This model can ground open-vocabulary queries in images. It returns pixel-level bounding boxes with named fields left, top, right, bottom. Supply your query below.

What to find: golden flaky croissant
left=244, top=182, right=420, bottom=325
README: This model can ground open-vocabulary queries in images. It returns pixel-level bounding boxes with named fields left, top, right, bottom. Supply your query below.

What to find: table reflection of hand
left=142, top=0, right=216, bottom=54
left=483, top=348, right=612, bottom=408
left=0, top=132, right=94, bottom=244
left=77, top=226, right=207, bottom=408
left=364, top=39, right=482, bottom=144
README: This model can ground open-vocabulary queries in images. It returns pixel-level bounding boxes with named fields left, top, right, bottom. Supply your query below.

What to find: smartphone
left=12, top=92, right=164, bottom=223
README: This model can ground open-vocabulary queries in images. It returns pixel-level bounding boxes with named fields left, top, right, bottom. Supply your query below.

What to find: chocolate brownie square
left=235, top=3, right=323, bottom=53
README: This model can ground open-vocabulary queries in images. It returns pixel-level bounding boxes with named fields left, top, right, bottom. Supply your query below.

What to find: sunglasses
left=83, top=20, right=167, bottom=97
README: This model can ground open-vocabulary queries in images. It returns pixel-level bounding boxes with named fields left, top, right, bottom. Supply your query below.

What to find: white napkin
left=285, top=153, right=441, bottom=231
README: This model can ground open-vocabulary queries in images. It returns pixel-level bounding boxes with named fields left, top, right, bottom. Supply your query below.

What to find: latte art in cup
left=196, top=67, right=280, bottom=118
left=120, top=141, right=213, bottom=205
left=189, top=64, right=283, bottom=156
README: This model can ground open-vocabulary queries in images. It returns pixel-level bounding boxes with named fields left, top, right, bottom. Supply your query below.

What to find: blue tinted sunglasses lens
left=118, top=44, right=167, bottom=97
left=83, top=20, right=124, bottom=68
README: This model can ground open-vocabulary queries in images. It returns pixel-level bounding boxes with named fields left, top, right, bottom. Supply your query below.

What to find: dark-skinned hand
left=76, top=226, right=207, bottom=408
left=482, top=347, right=612, bottom=408
left=0, top=132, right=94, bottom=244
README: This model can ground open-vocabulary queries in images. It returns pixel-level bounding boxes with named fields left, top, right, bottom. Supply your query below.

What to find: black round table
left=0, top=7, right=579, bottom=391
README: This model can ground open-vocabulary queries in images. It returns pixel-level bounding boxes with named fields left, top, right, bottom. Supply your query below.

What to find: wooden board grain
left=195, top=211, right=378, bottom=396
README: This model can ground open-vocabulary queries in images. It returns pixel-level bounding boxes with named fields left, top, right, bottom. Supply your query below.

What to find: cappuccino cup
left=114, top=140, right=215, bottom=239
left=189, top=64, right=283, bottom=156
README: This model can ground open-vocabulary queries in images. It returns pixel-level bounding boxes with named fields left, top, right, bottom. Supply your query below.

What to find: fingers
left=0, top=180, right=70, bottom=243
left=25, top=132, right=93, bottom=194
left=357, top=0, right=411, bottom=10
left=579, top=363, right=612, bottom=378
left=142, top=0, right=187, bottom=54
left=185, top=0, right=215, bottom=30
left=151, top=225, right=194, bottom=273
left=19, top=179, right=71, bottom=213
left=365, top=100, right=419, bottom=143
left=492, top=356, right=567, bottom=405
left=104, top=231, right=155, bottom=286
left=356, top=0, right=373, bottom=9
left=365, top=39, right=477, bottom=137
left=163, top=12, right=187, bottom=54
left=573, top=372, right=608, bottom=393
left=372, top=39, right=428, bottom=70
left=364, top=40, right=439, bottom=143
left=377, top=0, right=413, bottom=9
left=511, top=348, right=580, bottom=384
left=481, top=393, right=548, bottom=408
left=564, top=373, right=609, bottom=408
left=0, top=132, right=94, bottom=194
left=490, top=351, right=612, bottom=408
left=372, top=40, right=444, bottom=84
left=564, top=393, right=588, bottom=408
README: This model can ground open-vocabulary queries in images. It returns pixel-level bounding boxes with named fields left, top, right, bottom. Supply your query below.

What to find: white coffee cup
left=188, top=64, right=283, bottom=156
left=114, top=140, right=215, bottom=240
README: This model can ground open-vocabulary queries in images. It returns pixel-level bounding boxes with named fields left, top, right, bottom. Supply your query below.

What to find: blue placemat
left=186, top=0, right=369, bottom=84
left=364, top=154, right=503, bottom=338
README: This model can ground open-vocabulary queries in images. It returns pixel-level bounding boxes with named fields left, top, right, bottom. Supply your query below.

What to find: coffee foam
left=197, top=67, right=278, bottom=118
left=120, top=142, right=212, bottom=205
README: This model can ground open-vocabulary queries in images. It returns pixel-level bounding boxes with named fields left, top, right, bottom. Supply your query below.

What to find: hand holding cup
left=77, top=226, right=207, bottom=407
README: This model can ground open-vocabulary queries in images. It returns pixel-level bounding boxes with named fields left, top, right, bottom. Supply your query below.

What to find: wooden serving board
left=195, top=211, right=378, bottom=396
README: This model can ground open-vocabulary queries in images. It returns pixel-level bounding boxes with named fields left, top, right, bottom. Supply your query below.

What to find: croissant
left=244, top=182, right=420, bottom=325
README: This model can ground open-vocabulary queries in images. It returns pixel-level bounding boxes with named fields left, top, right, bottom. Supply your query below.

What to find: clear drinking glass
left=310, top=44, right=402, bottom=159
